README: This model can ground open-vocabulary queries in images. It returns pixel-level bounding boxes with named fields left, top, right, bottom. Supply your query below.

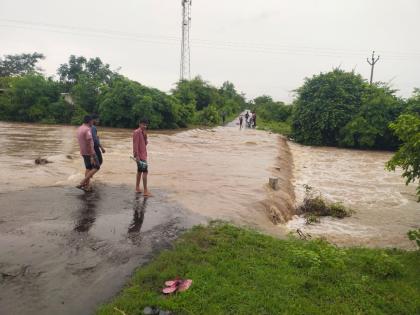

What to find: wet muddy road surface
left=0, top=185, right=204, bottom=315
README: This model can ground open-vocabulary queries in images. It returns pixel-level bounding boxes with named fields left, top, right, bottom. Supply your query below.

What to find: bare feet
left=135, top=188, right=143, bottom=193
left=143, top=191, right=153, bottom=197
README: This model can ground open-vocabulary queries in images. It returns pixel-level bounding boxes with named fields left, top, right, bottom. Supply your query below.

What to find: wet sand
left=0, top=185, right=204, bottom=315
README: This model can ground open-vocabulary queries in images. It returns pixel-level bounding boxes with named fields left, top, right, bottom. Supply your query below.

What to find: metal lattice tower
left=180, top=0, right=192, bottom=80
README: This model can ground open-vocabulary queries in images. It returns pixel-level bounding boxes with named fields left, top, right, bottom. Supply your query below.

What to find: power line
left=1, top=19, right=419, bottom=62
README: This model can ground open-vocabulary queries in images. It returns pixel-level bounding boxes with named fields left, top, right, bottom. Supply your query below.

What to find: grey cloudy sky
left=1, top=0, right=420, bottom=102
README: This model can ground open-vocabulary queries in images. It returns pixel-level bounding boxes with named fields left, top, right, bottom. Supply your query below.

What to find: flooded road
left=0, top=121, right=291, bottom=314
left=0, top=120, right=419, bottom=314
left=0, top=121, right=291, bottom=229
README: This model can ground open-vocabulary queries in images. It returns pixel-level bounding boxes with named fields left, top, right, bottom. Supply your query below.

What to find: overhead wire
left=0, top=18, right=419, bottom=62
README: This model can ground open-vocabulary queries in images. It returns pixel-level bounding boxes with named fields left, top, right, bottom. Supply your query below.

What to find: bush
left=362, top=252, right=403, bottom=278
left=407, top=229, right=420, bottom=248
left=291, top=69, right=405, bottom=149
left=297, top=185, right=353, bottom=222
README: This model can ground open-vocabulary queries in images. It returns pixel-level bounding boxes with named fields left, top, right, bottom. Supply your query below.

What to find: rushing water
left=287, top=142, right=420, bottom=249
left=0, top=121, right=419, bottom=248
left=0, top=121, right=284, bottom=231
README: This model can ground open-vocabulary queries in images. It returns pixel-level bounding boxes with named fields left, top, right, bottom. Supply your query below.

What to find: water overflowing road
left=0, top=120, right=419, bottom=314
left=0, top=121, right=291, bottom=314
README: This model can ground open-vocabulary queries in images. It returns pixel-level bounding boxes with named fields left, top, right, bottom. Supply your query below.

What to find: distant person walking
left=245, top=111, right=249, bottom=124
left=239, top=115, right=243, bottom=129
left=91, top=114, right=106, bottom=166
left=133, top=118, right=152, bottom=197
left=76, top=115, right=100, bottom=192
left=252, top=111, right=257, bottom=128
left=222, top=111, right=227, bottom=125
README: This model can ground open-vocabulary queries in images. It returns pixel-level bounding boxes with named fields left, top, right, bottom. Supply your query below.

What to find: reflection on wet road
left=128, top=195, right=147, bottom=241
left=74, top=191, right=99, bottom=233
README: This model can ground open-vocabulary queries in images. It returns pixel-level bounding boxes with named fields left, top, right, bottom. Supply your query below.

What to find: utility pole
left=366, top=51, right=380, bottom=84
left=180, top=0, right=192, bottom=81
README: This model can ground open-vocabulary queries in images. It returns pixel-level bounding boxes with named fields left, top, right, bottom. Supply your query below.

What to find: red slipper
left=177, top=279, right=192, bottom=292
left=162, top=284, right=178, bottom=294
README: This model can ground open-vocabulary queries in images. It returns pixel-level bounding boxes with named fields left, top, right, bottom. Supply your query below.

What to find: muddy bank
left=261, top=135, right=296, bottom=226
left=0, top=184, right=205, bottom=315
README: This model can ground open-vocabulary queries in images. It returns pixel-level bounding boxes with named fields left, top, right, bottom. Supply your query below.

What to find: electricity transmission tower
left=366, top=51, right=380, bottom=84
left=180, top=0, right=192, bottom=81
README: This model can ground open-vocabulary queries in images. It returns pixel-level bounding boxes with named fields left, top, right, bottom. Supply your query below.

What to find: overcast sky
left=1, top=0, right=419, bottom=102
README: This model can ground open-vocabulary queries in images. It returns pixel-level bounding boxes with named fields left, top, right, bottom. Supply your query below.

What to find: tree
left=292, top=69, right=367, bottom=146
left=98, top=76, right=183, bottom=129
left=0, top=52, right=45, bottom=77
left=57, top=55, right=114, bottom=89
left=339, top=84, right=404, bottom=149
left=7, top=74, right=61, bottom=122
left=405, top=88, right=420, bottom=115
left=386, top=114, right=420, bottom=201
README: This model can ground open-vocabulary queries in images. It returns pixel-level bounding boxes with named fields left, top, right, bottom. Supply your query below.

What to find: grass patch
left=97, top=223, right=420, bottom=315
left=257, top=119, right=292, bottom=135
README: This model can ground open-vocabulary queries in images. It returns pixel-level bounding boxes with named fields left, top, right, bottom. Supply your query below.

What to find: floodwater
left=0, top=120, right=419, bottom=313
left=0, top=120, right=291, bottom=314
left=287, top=142, right=420, bottom=249
left=0, top=121, right=292, bottom=229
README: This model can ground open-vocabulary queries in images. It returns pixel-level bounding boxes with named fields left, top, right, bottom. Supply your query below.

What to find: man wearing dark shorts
left=91, top=114, right=106, bottom=165
left=76, top=115, right=100, bottom=191
left=133, top=118, right=152, bottom=196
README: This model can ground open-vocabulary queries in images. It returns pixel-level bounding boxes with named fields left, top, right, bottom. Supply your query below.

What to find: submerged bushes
left=297, top=185, right=354, bottom=224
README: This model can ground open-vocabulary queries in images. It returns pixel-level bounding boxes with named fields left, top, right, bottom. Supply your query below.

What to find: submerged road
left=0, top=185, right=204, bottom=315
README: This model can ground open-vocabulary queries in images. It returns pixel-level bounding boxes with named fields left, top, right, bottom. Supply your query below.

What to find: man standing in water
left=133, top=118, right=152, bottom=197
left=76, top=115, right=100, bottom=191
left=239, top=115, right=243, bottom=129
left=91, top=114, right=106, bottom=166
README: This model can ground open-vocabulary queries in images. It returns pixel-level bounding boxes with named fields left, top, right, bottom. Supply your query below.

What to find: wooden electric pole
left=367, top=51, right=380, bottom=84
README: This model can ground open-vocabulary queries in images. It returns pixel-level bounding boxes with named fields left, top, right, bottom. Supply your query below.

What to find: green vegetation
left=291, top=69, right=408, bottom=150
left=97, top=223, right=420, bottom=315
left=386, top=113, right=420, bottom=201
left=408, top=229, right=420, bottom=248
left=250, top=95, right=293, bottom=135
left=0, top=52, right=45, bottom=77
left=297, top=185, right=353, bottom=224
left=0, top=53, right=246, bottom=128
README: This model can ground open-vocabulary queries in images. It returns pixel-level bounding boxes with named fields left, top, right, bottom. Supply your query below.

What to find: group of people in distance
left=239, top=111, right=257, bottom=129
left=76, top=115, right=152, bottom=196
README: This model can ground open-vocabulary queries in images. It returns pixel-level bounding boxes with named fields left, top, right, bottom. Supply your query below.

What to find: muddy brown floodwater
left=0, top=120, right=419, bottom=314
left=287, top=142, right=420, bottom=249
left=0, top=120, right=292, bottom=315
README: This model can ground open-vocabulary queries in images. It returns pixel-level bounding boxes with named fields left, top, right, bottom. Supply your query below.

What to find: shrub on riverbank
left=97, top=223, right=420, bottom=315
left=291, top=69, right=413, bottom=150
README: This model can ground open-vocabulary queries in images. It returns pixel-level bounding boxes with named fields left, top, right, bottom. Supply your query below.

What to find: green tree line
left=0, top=53, right=247, bottom=128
